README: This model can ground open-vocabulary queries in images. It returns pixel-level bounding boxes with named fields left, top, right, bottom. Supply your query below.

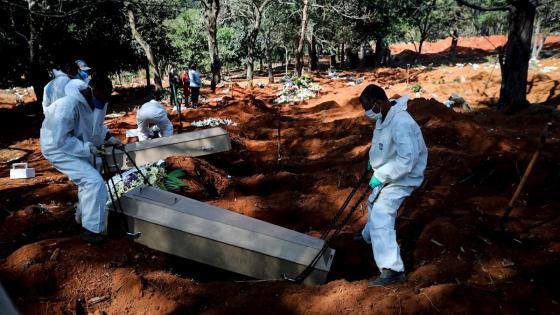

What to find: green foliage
left=217, top=24, right=246, bottom=69
left=485, top=55, right=498, bottom=64
left=166, top=9, right=246, bottom=72
left=164, top=169, right=187, bottom=191
left=0, top=0, right=180, bottom=87
left=166, top=9, right=208, bottom=69
left=411, top=84, right=422, bottom=93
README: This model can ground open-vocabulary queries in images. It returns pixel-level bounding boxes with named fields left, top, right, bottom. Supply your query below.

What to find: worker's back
left=41, top=80, right=105, bottom=159
left=136, top=100, right=173, bottom=141
left=42, top=70, right=70, bottom=113
left=138, top=100, right=167, bottom=121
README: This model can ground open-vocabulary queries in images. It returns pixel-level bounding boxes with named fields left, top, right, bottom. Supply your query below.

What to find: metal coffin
left=115, top=186, right=335, bottom=285
left=104, top=127, right=231, bottom=169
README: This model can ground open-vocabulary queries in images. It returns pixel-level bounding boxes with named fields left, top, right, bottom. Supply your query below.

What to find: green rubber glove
left=367, top=162, right=372, bottom=171
left=369, top=175, right=382, bottom=189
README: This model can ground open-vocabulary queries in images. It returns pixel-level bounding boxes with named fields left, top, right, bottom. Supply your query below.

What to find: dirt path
left=1, top=54, right=560, bottom=314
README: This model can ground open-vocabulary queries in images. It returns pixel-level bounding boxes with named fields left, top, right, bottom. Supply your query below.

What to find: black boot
left=368, top=269, right=406, bottom=287
left=352, top=232, right=369, bottom=245
left=80, top=227, right=105, bottom=244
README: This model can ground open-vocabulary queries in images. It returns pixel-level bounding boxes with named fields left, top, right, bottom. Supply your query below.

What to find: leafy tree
left=532, top=2, right=560, bottom=59
left=217, top=24, right=245, bottom=71
left=0, top=0, right=177, bottom=94
left=125, top=0, right=180, bottom=92
left=167, top=9, right=209, bottom=68
left=406, top=0, right=456, bottom=59
left=457, top=0, right=540, bottom=112
left=226, top=0, right=274, bottom=84
left=201, top=0, right=221, bottom=91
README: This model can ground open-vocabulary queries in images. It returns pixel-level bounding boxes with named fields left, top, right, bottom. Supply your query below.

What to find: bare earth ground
left=0, top=36, right=560, bottom=314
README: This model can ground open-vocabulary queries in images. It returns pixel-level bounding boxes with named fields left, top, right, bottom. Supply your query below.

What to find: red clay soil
left=391, top=35, right=560, bottom=65
left=391, top=35, right=560, bottom=55
left=1, top=55, right=560, bottom=314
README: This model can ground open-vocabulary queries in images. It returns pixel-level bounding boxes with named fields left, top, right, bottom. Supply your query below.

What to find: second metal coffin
left=115, top=186, right=335, bottom=285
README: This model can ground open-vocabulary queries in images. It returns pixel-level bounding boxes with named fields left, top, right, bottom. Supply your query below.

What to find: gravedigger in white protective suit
left=355, top=84, right=427, bottom=287
left=136, top=99, right=173, bottom=141
left=42, top=69, right=70, bottom=112
left=42, top=60, right=92, bottom=112
left=40, top=76, right=121, bottom=244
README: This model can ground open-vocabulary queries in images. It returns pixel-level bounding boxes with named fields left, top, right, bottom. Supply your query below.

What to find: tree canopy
left=1, top=0, right=559, bottom=111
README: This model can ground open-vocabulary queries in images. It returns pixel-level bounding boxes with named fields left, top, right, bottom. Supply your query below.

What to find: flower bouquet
left=273, top=74, right=322, bottom=104
left=106, top=160, right=187, bottom=205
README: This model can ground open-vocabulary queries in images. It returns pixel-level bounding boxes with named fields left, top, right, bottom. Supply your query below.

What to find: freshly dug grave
left=0, top=62, right=559, bottom=314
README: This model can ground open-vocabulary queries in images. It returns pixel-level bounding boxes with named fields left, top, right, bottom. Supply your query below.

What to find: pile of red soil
left=165, top=156, right=230, bottom=199
left=0, top=64, right=559, bottom=314
left=391, top=35, right=560, bottom=55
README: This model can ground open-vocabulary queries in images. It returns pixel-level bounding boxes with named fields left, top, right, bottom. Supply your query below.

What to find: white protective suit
left=40, top=79, right=110, bottom=233
left=136, top=100, right=173, bottom=141
left=42, top=69, right=70, bottom=112
left=361, top=96, right=428, bottom=272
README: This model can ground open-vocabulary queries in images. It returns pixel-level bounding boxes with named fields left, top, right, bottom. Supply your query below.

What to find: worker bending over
left=40, top=75, right=120, bottom=244
left=136, top=97, right=174, bottom=141
left=357, top=84, right=427, bottom=286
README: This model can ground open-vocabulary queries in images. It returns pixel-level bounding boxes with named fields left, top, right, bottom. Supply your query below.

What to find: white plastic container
left=10, top=163, right=35, bottom=179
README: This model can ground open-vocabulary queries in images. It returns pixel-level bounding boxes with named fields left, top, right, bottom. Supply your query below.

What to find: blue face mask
left=365, top=109, right=382, bottom=121
left=79, top=71, right=89, bottom=80
left=91, top=96, right=106, bottom=110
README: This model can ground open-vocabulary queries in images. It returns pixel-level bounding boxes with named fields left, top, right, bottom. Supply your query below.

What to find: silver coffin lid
left=102, top=127, right=232, bottom=169
left=120, top=185, right=332, bottom=271
left=120, top=127, right=229, bottom=152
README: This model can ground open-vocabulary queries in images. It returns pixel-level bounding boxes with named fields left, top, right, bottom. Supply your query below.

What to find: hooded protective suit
left=136, top=100, right=173, bottom=141
left=361, top=96, right=428, bottom=272
left=42, top=69, right=70, bottom=112
left=40, top=79, right=109, bottom=233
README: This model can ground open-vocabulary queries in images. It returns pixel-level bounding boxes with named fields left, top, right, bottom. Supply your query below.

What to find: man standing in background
left=188, top=63, right=201, bottom=107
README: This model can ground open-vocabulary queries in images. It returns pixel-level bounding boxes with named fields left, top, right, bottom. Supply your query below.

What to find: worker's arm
left=42, top=84, right=51, bottom=112
left=373, top=118, right=419, bottom=184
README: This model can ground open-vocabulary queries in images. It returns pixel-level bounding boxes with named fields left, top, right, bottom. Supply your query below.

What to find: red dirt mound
left=1, top=62, right=560, bottom=314
left=165, top=156, right=230, bottom=199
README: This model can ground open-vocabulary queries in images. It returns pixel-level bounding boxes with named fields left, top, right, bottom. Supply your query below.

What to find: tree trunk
left=246, top=20, right=259, bottom=85
left=28, top=0, right=35, bottom=67
left=374, top=36, right=384, bottom=66
left=247, top=43, right=255, bottom=86
left=266, top=43, right=274, bottom=83
left=535, top=35, right=546, bottom=60
left=127, top=8, right=163, bottom=92
left=27, top=0, right=38, bottom=100
left=498, top=1, right=536, bottom=112
left=340, top=43, right=345, bottom=67
left=531, top=12, right=541, bottom=60
left=417, top=39, right=425, bottom=61
left=330, top=53, right=336, bottom=68
left=295, top=0, right=310, bottom=76
left=203, top=0, right=220, bottom=92
left=309, top=35, right=318, bottom=71
left=145, top=60, right=150, bottom=90
left=284, top=47, right=289, bottom=75
left=450, top=30, right=459, bottom=65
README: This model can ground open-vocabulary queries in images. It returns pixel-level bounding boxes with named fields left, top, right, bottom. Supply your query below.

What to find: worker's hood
left=52, top=69, right=67, bottom=78
left=377, top=96, right=410, bottom=129
left=64, top=79, right=89, bottom=106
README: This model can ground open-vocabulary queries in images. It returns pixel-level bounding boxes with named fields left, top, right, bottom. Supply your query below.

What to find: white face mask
left=365, top=109, right=382, bottom=121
